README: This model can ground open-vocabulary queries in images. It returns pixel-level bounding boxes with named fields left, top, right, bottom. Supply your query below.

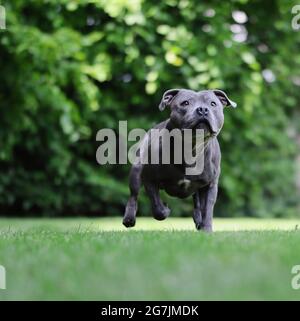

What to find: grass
left=0, top=217, right=300, bottom=300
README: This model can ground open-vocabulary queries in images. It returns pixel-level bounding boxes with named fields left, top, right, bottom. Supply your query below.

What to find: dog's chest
left=177, top=176, right=208, bottom=190
left=162, top=171, right=213, bottom=198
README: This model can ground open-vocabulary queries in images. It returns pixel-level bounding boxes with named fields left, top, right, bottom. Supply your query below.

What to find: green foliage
left=0, top=0, right=299, bottom=216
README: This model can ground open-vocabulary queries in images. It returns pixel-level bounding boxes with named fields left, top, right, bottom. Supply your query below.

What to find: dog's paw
left=153, top=206, right=170, bottom=221
left=196, top=224, right=212, bottom=233
left=122, top=215, right=136, bottom=228
left=123, top=201, right=137, bottom=228
left=195, top=222, right=202, bottom=230
left=193, top=210, right=202, bottom=230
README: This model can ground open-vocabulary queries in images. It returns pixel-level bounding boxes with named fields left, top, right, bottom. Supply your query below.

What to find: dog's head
left=159, top=89, right=237, bottom=137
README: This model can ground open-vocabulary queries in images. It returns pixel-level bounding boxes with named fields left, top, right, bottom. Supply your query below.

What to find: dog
left=123, top=89, right=237, bottom=231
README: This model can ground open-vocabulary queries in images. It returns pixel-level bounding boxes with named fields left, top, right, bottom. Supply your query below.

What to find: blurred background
left=0, top=0, right=299, bottom=218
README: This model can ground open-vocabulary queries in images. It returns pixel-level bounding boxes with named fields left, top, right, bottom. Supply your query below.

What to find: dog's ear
left=213, top=89, right=237, bottom=108
left=159, top=89, right=181, bottom=111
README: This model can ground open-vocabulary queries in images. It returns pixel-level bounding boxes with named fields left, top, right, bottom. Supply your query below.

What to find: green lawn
left=0, top=217, right=300, bottom=300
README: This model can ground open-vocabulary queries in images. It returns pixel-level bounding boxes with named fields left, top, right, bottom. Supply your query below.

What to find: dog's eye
left=181, top=101, right=189, bottom=106
left=211, top=101, right=217, bottom=107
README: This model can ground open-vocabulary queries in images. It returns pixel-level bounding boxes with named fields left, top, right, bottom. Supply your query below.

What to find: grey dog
left=123, top=89, right=237, bottom=231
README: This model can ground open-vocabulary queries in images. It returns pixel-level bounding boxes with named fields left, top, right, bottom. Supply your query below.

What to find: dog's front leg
left=123, top=164, right=143, bottom=228
left=201, top=182, right=218, bottom=232
left=193, top=191, right=202, bottom=230
left=144, top=182, right=170, bottom=221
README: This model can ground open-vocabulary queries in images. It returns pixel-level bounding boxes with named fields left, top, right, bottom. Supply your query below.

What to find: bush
left=0, top=0, right=299, bottom=217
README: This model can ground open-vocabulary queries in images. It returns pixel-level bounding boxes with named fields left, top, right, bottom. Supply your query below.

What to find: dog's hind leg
left=144, top=182, right=170, bottom=221
left=123, top=164, right=143, bottom=228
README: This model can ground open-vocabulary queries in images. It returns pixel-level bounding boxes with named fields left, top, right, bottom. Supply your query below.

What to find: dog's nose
left=196, top=107, right=208, bottom=117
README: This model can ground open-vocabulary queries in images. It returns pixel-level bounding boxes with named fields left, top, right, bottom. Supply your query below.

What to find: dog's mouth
left=194, top=119, right=213, bottom=133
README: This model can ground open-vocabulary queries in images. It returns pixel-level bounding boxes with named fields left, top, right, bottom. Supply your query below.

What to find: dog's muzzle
left=194, top=118, right=213, bottom=133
